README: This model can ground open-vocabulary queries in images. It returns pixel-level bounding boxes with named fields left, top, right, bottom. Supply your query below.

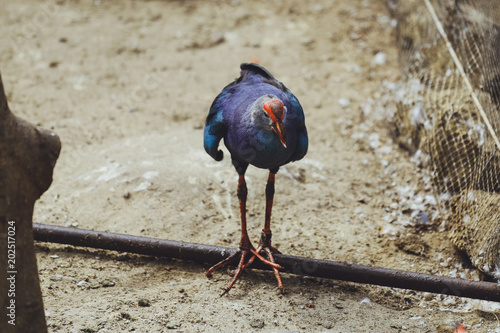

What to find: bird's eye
left=263, top=110, right=271, bottom=118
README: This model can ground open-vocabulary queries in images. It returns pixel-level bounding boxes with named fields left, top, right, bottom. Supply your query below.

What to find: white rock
left=368, top=133, right=380, bottom=150
left=142, top=171, right=159, bottom=180
left=373, top=52, right=386, bottom=65
left=134, top=181, right=151, bottom=192
left=338, top=98, right=350, bottom=109
left=360, top=297, right=372, bottom=306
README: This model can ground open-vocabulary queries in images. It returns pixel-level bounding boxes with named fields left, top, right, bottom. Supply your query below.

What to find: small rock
left=167, top=320, right=181, bottom=329
left=373, top=51, right=386, bottom=65
left=123, top=191, right=131, bottom=199
left=249, top=318, right=265, bottom=329
left=89, top=282, right=100, bottom=289
left=338, top=98, right=350, bottom=109
left=76, top=280, right=91, bottom=288
left=300, top=36, right=315, bottom=47
left=138, top=298, right=151, bottom=307
left=120, top=312, right=131, bottom=320
left=312, top=3, right=324, bottom=12
left=80, top=328, right=97, bottom=333
left=50, top=274, right=63, bottom=281
left=115, top=253, right=132, bottom=261
left=102, top=280, right=115, bottom=287
left=368, top=133, right=381, bottom=150
left=360, top=297, right=372, bottom=306
left=412, top=210, right=428, bottom=224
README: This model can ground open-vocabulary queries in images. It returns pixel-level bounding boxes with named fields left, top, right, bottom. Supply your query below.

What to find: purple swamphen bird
left=204, top=63, right=308, bottom=295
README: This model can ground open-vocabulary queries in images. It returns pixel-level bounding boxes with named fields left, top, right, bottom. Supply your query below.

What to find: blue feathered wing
left=203, top=95, right=226, bottom=161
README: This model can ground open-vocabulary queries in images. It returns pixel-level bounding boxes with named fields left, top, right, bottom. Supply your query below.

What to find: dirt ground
left=2, top=0, right=500, bottom=332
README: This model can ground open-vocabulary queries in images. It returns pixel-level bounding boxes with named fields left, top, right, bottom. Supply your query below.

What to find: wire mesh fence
left=390, top=0, right=500, bottom=277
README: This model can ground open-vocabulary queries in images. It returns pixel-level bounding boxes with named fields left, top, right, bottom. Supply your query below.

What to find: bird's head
left=252, top=95, right=287, bottom=148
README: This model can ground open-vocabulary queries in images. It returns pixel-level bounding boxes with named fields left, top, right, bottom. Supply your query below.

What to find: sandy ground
left=2, top=0, right=500, bottom=332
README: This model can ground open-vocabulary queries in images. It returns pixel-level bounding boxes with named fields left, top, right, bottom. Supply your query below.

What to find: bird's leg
left=206, top=175, right=251, bottom=279
left=206, top=174, right=282, bottom=295
left=255, top=171, right=284, bottom=292
left=258, top=172, right=280, bottom=253
left=235, top=174, right=281, bottom=266
left=237, top=174, right=251, bottom=250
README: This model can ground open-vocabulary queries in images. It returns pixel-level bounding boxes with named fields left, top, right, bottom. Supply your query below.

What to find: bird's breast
left=225, top=124, right=295, bottom=169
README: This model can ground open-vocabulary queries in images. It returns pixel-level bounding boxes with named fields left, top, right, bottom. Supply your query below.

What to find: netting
left=390, top=0, right=500, bottom=277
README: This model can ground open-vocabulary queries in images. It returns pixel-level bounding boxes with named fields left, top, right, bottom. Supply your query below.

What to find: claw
left=206, top=244, right=283, bottom=295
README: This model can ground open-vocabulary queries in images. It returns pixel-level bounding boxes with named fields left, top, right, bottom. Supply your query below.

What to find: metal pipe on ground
left=33, top=223, right=500, bottom=302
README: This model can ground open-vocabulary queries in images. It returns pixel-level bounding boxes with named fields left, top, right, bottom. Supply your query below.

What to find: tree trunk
left=0, top=72, right=61, bottom=333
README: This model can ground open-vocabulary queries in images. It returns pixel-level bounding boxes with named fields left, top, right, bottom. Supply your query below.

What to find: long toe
left=221, top=250, right=251, bottom=296
left=250, top=247, right=283, bottom=270
left=206, top=250, right=242, bottom=277
left=263, top=246, right=284, bottom=292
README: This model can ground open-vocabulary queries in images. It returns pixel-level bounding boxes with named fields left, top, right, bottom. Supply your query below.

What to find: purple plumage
left=204, top=63, right=308, bottom=174
left=203, top=63, right=308, bottom=295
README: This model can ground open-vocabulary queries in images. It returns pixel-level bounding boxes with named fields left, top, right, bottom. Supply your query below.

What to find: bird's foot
left=256, top=231, right=284, bottom=293
left=205, top=242, right=283, bottom=296
left=259, top=230, right=281, bottom=254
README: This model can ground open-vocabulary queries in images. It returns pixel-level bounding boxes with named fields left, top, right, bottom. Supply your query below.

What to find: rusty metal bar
left=33, top=223, right=500, bottom=302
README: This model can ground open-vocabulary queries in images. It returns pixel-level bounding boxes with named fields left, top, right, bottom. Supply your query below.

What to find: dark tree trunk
left=0, top=72, right=61, bottom=333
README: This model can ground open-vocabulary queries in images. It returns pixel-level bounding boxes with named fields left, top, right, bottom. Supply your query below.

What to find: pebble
left=361, top=101, right=372, bottom=115
left=300, top=36, right=315, bottom=47
left=312, top=3, right=324, bottom=12
left=368, top=133, right=381, bottom=150
left=166, top=320, right=181, bottom=329
left=373, top=51, right=386, bottom=65
left=360, top=297, right=372, bottom=306
left=76, top=280, right=91, bottom=288
left=249, top=318, right=265, bottom=329
left=412, top=210, right=428, bottom=224
left=138, top=298, right=151, bottom=307
left=338, top=98, right=350, bottom=109
left=346, top=63, right=362, bottom=74
left=50, top=274, right=63, bottom=281
left=121, top=312, right=131, bottom=320
left=90, top=282, right=100, bottom=289
left=102, top=280, right=115, bottom=287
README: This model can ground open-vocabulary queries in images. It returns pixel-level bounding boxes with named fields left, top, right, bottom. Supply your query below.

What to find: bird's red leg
left=236, top=174, right=281, bottom=268
left=257, top=171, right=284, bottom=292
left=260, top=172, right=280, bottom=253
left=206, top=174, right=250, bottom=279
left=206, top=174, right=282, bottom=295
left=237, top=174, right=252, bottom=250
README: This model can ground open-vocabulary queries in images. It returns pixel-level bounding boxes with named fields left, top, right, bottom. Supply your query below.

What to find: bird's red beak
left=272, top=121, right=287, bottom=148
